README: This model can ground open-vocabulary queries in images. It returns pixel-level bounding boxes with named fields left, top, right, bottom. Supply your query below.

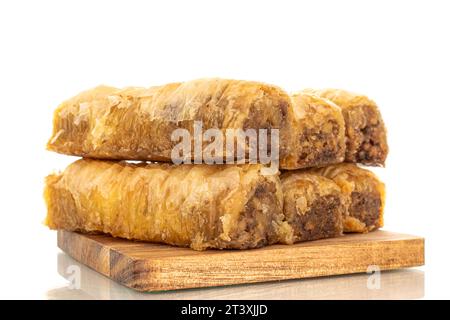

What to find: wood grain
left=53, top=253, right=424, bottom=299
left=57, top=230, right=424, bottom=292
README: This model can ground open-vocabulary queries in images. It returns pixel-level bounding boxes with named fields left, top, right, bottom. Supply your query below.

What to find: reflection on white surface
left=47, top=253, right=424, bottom=300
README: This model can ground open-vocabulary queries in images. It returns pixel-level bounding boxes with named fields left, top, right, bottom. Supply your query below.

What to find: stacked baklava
left=45, top=79, right=387, bottom=250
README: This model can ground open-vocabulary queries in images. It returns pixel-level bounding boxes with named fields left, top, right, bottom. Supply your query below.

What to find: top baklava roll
left=303, top=89, right=388, bottom=166
left=46, top=79, right=347, bottom=170
left=47, top=79, right=292, bottom=164
left=279, top=92, right=346, bottom=169
left=47, top=79, right=387, bottom=168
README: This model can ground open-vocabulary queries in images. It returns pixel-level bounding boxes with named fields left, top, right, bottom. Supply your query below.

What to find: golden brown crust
left=280, top=172, right=344, bottom=243
left=311, top=163, right=385, bottom=233
left=303, top=89, right=388, bottom=166
left=45, top=159, right=291, bottom=250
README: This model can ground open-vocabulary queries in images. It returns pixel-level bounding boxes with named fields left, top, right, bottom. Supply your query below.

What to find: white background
left=0, top=0, right=449, bottom=299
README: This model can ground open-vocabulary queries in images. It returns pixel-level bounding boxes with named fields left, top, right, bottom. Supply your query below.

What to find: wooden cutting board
left=57, top=230, right=424, bottom=292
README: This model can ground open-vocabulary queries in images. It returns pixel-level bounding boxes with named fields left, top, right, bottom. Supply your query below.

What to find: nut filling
left=349, top=191, right=382, bottom=231
left=290, top=195, right=344, bottom=242
left=215, top=180, right=282, bottom=249
left=297, top=120, right=342, bottom=167
left=345, top=105, right=388, bottom=166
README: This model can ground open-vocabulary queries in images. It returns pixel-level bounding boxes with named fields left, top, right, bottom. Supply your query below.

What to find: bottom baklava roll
left=45, top=160, right=384, bottom=250
left=280, top=172, right=345, bottom=243
left=311, top=164, right=385, bottom=233
left=45, top=159, right=294, bottom=250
